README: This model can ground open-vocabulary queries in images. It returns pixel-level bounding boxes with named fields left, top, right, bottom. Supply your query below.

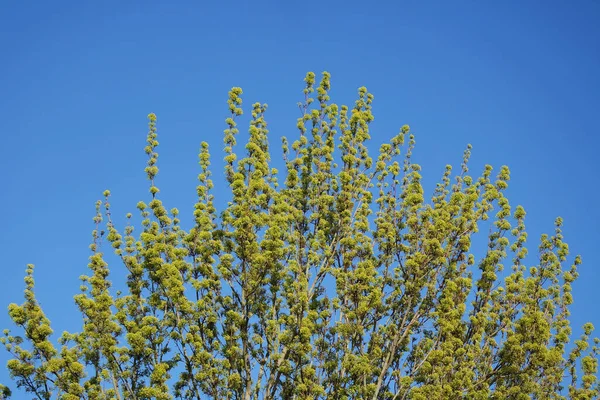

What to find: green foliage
left=2, top=72, right=598, bottom=399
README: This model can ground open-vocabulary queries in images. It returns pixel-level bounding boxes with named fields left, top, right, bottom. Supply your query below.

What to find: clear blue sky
left=1, top=0, right=599, bottom=392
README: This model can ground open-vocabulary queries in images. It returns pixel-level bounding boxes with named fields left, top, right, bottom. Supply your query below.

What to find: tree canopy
left=2, top=72, right=598, bottom=399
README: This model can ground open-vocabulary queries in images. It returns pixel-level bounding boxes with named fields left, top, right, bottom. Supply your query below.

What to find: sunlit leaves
left=2, top=72, right=597, bottom=399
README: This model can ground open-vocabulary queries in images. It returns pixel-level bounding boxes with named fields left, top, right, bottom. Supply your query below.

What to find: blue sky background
left=1, top=0, right=599, bottom=393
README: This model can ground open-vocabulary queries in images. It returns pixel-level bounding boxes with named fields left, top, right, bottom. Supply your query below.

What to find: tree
left=2, top=72, right=598, bottom=400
